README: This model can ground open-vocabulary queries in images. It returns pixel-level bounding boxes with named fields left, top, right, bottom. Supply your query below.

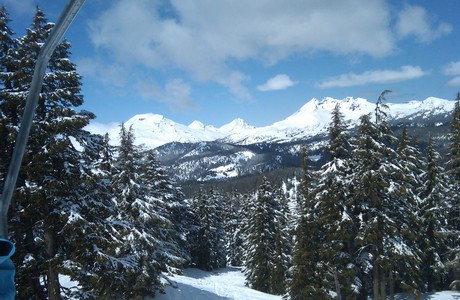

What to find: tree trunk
left=25, top=225, right=47, bottom=300
left=380, top=269, right=386, bottom=300
left=45, top=226, right=61, bottom=300
left=389, top=270, right=395, bottom=300
left=373, top=265, right=380, bottom=300
left=333, top=270, right=342, bottom=300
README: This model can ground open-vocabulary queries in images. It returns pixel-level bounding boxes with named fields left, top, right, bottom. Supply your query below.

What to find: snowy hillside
left=154, top=267, right=460, bottom=300
left=104, top=97, right=455, bottom=149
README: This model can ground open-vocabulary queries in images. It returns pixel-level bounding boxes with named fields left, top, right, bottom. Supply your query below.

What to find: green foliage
left=189, top=188, right=226, bottom=271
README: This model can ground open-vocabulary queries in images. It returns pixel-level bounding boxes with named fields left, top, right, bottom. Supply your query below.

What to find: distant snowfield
left=156, top=267, right=282, bottom=300
left=155, top=267, right=460, bottom=300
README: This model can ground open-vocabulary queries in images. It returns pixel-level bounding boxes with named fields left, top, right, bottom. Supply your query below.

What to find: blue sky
left=4, top=0, right=460, bottom=129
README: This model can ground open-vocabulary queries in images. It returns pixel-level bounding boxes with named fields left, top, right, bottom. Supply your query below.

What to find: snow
left=59, top=267, right=460, bottom=299
left=155, top=267, right=282, bottom=300
left=92, top=96, right=456, bottom=149
left=153, top=267, right=460, bottom=300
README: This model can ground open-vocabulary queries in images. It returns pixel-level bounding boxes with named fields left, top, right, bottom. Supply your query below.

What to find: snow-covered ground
left=156, top=267, right=282, bottom=300
left=156, top=267, right=460, bottom=300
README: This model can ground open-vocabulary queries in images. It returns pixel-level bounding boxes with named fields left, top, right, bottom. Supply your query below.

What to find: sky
left=3, top=0, right=460, bottom=130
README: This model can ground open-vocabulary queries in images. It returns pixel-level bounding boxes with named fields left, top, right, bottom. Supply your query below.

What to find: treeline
left=184, top=90, right=460, bottom=299
left=208, top=90, right=459, bottom=299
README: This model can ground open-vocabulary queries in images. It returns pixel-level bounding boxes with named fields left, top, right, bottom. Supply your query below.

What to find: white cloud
left=3, top=0, right=35, bottom=15
left=447, top=77, right=460, bottom=87
left=443, top=61, right=460, bottom=76
left=84, top=121, right=120, bottom=136
left=317, top=65, right=427, bottom=88
left=395, top=5, right=452, bottom=43
left=136, top=78, right=197, bottom=111
left=87, top=0, right=395, bottom=98
left=257, top=74, right=296, bottom=91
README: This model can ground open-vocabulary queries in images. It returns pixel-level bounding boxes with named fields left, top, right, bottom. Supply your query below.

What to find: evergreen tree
left=418, top=136, right=450, bottom=291
left=445, top=93, right=460, bottom=289
left=61, top=133, right=125, bottom=299
left=314, top=101, right=357, bottom=299
left=396, top=124, right=424, bottom=197
left=0, top=5, right=16, bottom=190
left=350, top=94, right=422, bottom=299
left=2, top=7, right=97, bottom=299
left=270, top=188, right=292, bottom=295
left=141, top=150, right=189, bottom=274
left=110, top=123, right=164, bottom=299
left=189, top=188, right=226, bottom=270
left=223, top=191, right=246, bottom=266
left=244, top=177, right=278, bottom=294
left=289, top=145, right=326, bottom=299
left=315, top=157, right=356, bottom=299
left=326, top=103, right=352, bottom=159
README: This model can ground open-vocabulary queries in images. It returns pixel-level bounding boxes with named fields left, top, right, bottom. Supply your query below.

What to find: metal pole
left=0, top=0, right=86, bottom=238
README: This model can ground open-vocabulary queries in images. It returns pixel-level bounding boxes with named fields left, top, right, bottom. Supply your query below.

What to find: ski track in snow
left=155, top=267, right=282, bottom=300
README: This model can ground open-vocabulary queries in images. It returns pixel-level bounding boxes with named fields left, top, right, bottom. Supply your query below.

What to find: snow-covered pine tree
left=418, top=135, right=450, bottom=292
left=244, top=177, right=278, bottom=294
left=445, top=93, right=460, bottom=289
left=350, top=91, right=422, bottom=299
left=270, top=187, right=292, bottom=295
left=223, top=191, right=246, bottom=266
left=393, top=124, right=424, bottom=295
left=289, top=145, right=326, bottom=299
left=326, top=103, right=352, bottom=160
left=189, top=188, right=226, bottom=270
left=2, top=7, right=98, bottom=299
left=312, top=101, right=357, bottom=299
left=60, top=132, right=126, bottom=299
left=396, top=124, right=424, bottom=197
left=0, top=5, right=16, bottom=190
left=111, top=123, right=165, bottom=299
left=140, top=149, right=189, bottom=274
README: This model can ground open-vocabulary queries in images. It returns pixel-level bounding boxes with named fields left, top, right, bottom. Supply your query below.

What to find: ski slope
left=156, top=267, right=460, bottom=300
left=156, top=267, right=282, bottom=300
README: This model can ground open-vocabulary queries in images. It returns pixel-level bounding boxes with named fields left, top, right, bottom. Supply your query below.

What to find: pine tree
left=351, top=93, right=422, bottom=299
left=418, top=136, right=449, bottom=291
left=244, top=177, right=278, bottom=294
left=110, top=123, right=164, bottom=299
left=313, top=102, right=357, bottom=299
left=189, top=188, right=226, bottom=270
left=0, top=5, right=16, bottom=190
left=223, top=191, right=246, bottom=266
left=315, top=157, right=356, bottom=299
left=289, top=145, right=327, bottom=299
left=2, top=7, right=96, bottom=299
left=445, top=92, right=460, bottom=289
left=140, top=150, right=189, bottom=274
left=326, top=103, right=352, bottom=159
left=61, top=133, right=125, bottom=299
left=270, top=187, right=292, bottom=295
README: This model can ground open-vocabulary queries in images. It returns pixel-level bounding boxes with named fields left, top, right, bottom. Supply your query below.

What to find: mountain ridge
left=106, top=96, right=455, bottom=149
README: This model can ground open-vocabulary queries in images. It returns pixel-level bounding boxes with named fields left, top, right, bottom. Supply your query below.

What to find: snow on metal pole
left=0, top=0, right=86, bottom=238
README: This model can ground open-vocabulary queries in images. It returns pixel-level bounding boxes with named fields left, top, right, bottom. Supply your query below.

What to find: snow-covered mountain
left=99, top=96, right=455, bottom=183
left=107, top=96, right=455, bottom=149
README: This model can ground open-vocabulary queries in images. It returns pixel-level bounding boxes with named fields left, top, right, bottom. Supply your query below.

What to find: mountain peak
left=103, top=96, right=455, bottom=148
left=220, top=118, right=253, bottom=132
left=188, top=120, right=205, bottom=129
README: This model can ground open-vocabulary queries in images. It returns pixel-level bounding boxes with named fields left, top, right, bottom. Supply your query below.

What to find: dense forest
left=0, top=6, right=459, bottom=300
